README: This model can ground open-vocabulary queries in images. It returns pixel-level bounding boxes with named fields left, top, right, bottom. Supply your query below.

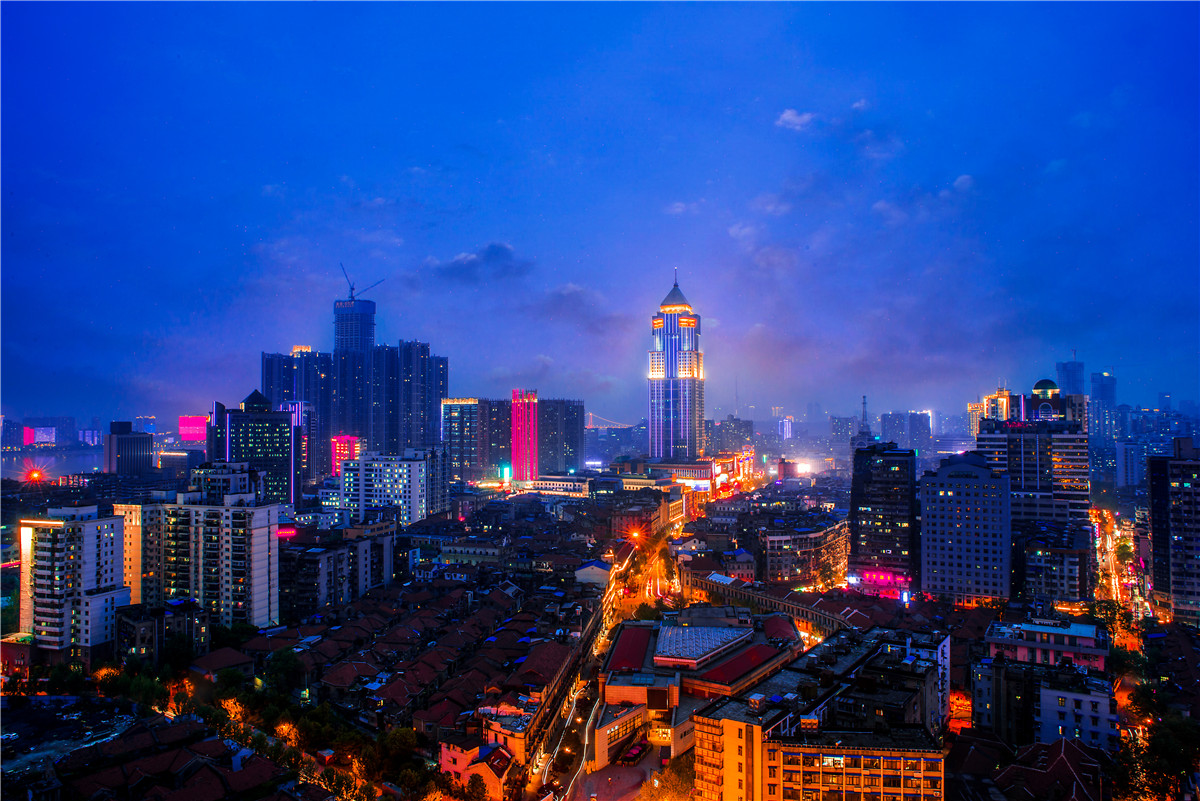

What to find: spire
left=674, top=266, right=678, bottom=286
left=859, top=395, right=870, bottom=435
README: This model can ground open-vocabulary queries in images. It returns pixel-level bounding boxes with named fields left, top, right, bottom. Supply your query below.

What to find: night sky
left=3, top=3, right=1197, bottom=428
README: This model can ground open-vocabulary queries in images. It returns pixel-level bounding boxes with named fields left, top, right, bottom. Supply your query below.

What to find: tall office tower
left=370, top=344, right=401, bottom=454
left=976, top=418, right=1090, bottom=523
left=481, top=398, right=512, bottom=478
left=150, top=463, right=281, bottom=628
left=981, top=386, right=1021, bottom=422
left=1056, top=357, right=1086, bottom=396
left=648, top=280, right=705, bottom=460
left=967, top=401, right=986, bottom=437
left=209, top=390, right=300, bottom=505
left=337, top=449, right=448, bottom=524
left=881, top=413, right=908, bottom=448
left=398, top=341, right=449, bottom=450
left=1090, top=371, right=1117, bottom=440
left=909, top=411, right=933, bottom=456
left=919, top=452, right=1013, bottom=606
left=19, top=506, right=130, bottom=666
left=442, top=398, right=483, bottom=481
left=710, top=414, right=753, bottom=454
left=333, top=297, right=376, bottom=443
left=777, top=416, right=794, bottom=440
left=330, top=435, right=362, bottom=478
left=511, top=389, right=540, bottom=481
left=538, top=398, right=586, bottom=474
left=104, top=421, right=154, bottom=476
left=848, top=443, right=919, bottom=597
left=114, top=501, right=165, bottom=606
left=134, top=416, right=157, bottom=434
left=282, top=401, right=316, bottom=482
left=1148, top=438, right=1200, bottom=624
left=262, top=346, right=336, bottom=477
left=830, top=416, right=856, bottom=442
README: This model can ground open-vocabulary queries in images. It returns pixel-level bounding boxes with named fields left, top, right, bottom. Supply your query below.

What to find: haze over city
left=3, top=3, right=1196, bottom=427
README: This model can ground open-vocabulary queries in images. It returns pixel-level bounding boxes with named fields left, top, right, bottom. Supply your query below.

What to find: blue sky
left=3, top=3, right=1197, bottom=427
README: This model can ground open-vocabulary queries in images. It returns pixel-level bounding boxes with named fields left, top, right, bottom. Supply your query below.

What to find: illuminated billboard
left=178, top=415, right=208, bottom=442
left=33, top=427, right=56, bottom=445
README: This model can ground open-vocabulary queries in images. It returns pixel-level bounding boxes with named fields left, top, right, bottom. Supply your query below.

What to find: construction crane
left=340, top=262, right=385, bottom=301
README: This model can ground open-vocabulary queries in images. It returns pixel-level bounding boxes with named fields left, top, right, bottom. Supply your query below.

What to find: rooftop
left=655, top=625, right=751, bottom=662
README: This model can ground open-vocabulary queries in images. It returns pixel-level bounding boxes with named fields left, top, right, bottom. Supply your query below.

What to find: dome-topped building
left=1032, top=378, right=1060, bottom=399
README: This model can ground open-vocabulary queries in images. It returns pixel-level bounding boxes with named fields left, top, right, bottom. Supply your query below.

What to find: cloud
left=664, top=200, right=702, bottom=215
left=852, top=98, right=870, bottom=111
left=872, top=199, right=909, bottom=226
left=728, top=222, right=761, bottom=250
left=953, top=174, right=975, bottom=192
left=775, top=109, right=817, bottom=132
left=751, top=193, right=792, bottom=216
left=421, top=242, right=532, bottom=284
left=855, top=129, right=905, bottom=161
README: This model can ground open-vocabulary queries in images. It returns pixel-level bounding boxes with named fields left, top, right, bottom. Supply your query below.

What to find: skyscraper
left=1055, top=358, right=1086, bottom=396
left=209, top=390, right=300, bottom=505
left=333, top=298, right=376, bottom=442
left=849, top=443, right=919, bottom=597
left=648, top=279, right=705, bottom=460
left=104, top=421, right=153, bottom=476
left=442, top=398, right=483, bottom=481
left=975, top=418, right=1089, bottom=523
left=512, top=389, right=539, bottom=482
left=538, top=398, right=585, bottom=474
left=1090, top=371, right=1117, bottom=440
left=262, top=346, right=335, bottom=477
left=1148, top=437, right=1200, bottom=624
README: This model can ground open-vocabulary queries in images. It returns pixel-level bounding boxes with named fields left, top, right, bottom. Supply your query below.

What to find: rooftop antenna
left=340, top=263, right=385, bottom=301
left=859, top=395, right=870, bottom=435
left=674, top=266, right=679, bottom=286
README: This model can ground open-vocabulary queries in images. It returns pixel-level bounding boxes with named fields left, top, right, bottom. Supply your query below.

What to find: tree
left=265, top=647, right=305, bottom=695
left=464, top=774, right=487, bottom=801
left=640, top=752, right=694, bottom=801
left=215, top=668, right=246, bottom=698
left=1108, top=646, right=1147, bottom=680
left=634, top=602, right=658, bottom=621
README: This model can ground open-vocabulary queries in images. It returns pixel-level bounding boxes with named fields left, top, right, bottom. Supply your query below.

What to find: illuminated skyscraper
left=511, top=389, right=539, bottom=481
left=209, top=390, right=300, bottom=505
left=331, top=435, right=361, bottom=478
left=648, top=279, right=705, bottom=460
left=333, top=298, right=376, bottom=441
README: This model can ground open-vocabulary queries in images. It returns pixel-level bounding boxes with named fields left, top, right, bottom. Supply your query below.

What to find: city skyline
left=2, top=4, right=1197, bottom=426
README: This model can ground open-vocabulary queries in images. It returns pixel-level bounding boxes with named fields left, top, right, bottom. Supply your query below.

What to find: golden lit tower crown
left=648, top=278, right=705, bottom=459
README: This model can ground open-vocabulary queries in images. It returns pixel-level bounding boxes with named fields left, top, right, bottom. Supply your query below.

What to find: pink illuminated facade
left=511, top=389, right=539, bottom=482
left=331, top=435, right=362, bottom=478
left=178, top=415, right=208, bottom=442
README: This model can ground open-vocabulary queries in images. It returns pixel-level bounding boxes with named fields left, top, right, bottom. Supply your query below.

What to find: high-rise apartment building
left=19, top=505, right=130, bottom=666
left=115, top=501, right=165, bottom=607
left=151, top=463, right=281, bottom=628
left=909, top=412, right=933, bottom=456
left=919, top=452, right=1012, bottom=606
left=331, top=435, right=362, bottom=478
left=849, top=443, right=919, bottom=597
left=481, top=398, right=512, bottom=478
left=1089, top=371, right=1117, bottom=442
left=1056, top=358, right=1086, bottom=396
left=209, top=390, right=300, bottom=505
left=262, top=346, right=335, bottom=477
left=648, top=280, right=705, bottom=460
left=335, top=449, right=449, bottom=525
left=1148, top=437, right=1200, bottom=624
left=442, top=398, right=483, bottom=482
left=399, top=341, right=448, bottom=450
left=511, top=389, right=540, bottom=482
left=538, top=398, right=585, bottom=474
left=333, top=298, right=376, bottom=442
left=976, top=418, right=1089, bottom=523
left=104, top=421, right=153, bottom=476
